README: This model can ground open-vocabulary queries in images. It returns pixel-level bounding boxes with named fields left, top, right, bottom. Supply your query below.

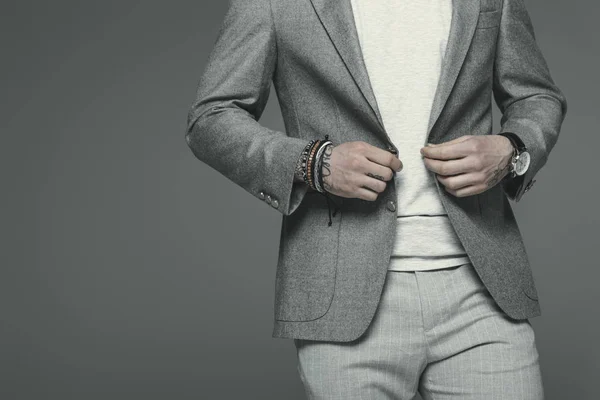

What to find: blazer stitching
left=267, top=0, right=277, bottom=59
left=269, top=1, right=341, bottom=322
left=276, top=211, right=343, bottom=322
left=260, top=0, right=278, bottom=118
left=269, top=1, right=302, bottom=143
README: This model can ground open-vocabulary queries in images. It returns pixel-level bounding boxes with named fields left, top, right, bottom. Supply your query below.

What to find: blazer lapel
left=308, top=0, right=385, bottom=134
left=426, top=0, right=480, bottom=143
left=308, top=0, right=480, bottom=144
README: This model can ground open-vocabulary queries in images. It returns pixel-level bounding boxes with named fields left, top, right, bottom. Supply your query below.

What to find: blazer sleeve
left=492, top=0, right=568, bottom=202
left=185, top=0, right=311, bottom=216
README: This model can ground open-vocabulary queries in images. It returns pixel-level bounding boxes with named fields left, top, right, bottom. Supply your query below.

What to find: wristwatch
left=498, top=132, right=530, bottom=178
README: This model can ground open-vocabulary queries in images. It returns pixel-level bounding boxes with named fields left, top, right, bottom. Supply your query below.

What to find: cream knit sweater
left=350, top=0, right=472, bottom=271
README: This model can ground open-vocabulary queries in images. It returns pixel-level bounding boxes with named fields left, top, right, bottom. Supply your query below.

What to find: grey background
left=0, top=1, right=596, bottom=399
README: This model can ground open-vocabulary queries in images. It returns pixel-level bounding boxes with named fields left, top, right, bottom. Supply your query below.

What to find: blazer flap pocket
left=275, top=203, right=342, bottom=321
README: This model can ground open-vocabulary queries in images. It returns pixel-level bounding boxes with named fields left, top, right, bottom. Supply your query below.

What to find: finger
left=435, top=171, right=481, bottom=191
left=357, top=173, right=388, bottom=193
left=365, top=162, right=395, bottom=182
left=364, top=145, right=402, bottom=171
left=421, top=137, right=473, bottom=160
left=422, top=156, right=476, bottom=175
left=443, top=182, right=488, bottom=198
left=426, top=135, right=472, bottom=147
left=356, top=186, right=380, bottom=202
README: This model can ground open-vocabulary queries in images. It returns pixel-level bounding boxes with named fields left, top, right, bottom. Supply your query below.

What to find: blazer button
left=271, top=199, right=279, bottom=209
left=265, top=195, right=272, bottom=204
left=258, top=191, right=265, bottom=200
left=386, top=200, right=396, bottom=212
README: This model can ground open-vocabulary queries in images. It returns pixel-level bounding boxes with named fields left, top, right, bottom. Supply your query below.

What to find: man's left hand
left=420, top=135, right=514, bottom=197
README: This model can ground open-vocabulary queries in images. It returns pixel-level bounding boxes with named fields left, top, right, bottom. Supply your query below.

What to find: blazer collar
left=308, top=0, right=481, bottom=144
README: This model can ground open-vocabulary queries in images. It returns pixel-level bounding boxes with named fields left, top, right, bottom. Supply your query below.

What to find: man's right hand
left=321, top=141, right=403, bottom=201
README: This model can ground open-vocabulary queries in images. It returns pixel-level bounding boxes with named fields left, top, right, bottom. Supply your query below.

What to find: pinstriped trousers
left=293, top=262, right=544, bottom=399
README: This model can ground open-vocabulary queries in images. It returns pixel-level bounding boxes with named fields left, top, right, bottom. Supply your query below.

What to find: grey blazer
left=185, top=0, right=567, bottom=342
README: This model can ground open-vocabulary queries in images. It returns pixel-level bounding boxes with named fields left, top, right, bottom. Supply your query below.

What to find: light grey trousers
left=293, top=262, right=544, bottom=399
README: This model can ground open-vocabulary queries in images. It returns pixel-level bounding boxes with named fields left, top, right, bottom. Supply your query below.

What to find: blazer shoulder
left=226, top=0, right=273, bottom=16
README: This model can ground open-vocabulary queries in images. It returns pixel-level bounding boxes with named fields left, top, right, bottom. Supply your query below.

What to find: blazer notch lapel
left=308, top=0, right=385, bottom=134
left=426, top=0, right=481, bottom=143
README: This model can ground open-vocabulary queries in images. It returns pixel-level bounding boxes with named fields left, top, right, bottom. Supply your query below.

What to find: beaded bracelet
left=305, top=139, right=322, bottom=190
left=303, top=134, right=340, bottom=226
left=297, top=139, right=317, bottom=184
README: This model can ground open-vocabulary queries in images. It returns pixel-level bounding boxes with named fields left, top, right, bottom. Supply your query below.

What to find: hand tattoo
left=367, top=173, right=385, bottom=181
left=487, top=161, right=511, bottom=188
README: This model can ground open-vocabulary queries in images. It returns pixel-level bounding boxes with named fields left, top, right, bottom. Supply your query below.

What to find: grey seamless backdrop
left=0, top=1, right=597, bottom=399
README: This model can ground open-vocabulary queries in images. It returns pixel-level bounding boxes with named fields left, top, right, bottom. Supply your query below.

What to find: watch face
left=515, top=151, right=530, bottom=176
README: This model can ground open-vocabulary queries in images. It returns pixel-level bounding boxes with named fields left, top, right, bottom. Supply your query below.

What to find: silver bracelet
left=314, top=141, right=332, bottom=193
